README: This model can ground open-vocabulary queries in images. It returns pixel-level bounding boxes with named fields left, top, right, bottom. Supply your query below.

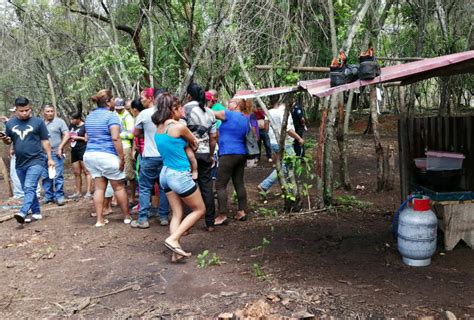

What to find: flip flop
left=94, top=219, right=109, bottom=228
left=214, top=218, right=229, bottom=226
left=171, top=253, right=185, bottom=263
left=235, top=214, right=247, bottom=221
left=164, top=241, right=191, bottom=257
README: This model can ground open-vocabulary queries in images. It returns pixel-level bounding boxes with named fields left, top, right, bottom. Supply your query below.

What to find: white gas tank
left=397, top=197, right=438, bottom=267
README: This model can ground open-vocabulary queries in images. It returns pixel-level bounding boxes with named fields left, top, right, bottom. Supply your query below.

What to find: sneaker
left=42, top=199, right=54, bottom=205
left=32, top=213, right=42, bottom=220
left=159, top=217, right=169, bottom=226
left=123, top=216, right=132, bottom=224
left=257, top=184, right=267, bottom=193
left=14, top=213, right=25, bottom=224
left=56, top=198, right=65, bottom=206
left=68, top=193, right=81, bottom=199
left=84, top=192, right=92, bottom=199
left=130, top=220, right=150, bottom=229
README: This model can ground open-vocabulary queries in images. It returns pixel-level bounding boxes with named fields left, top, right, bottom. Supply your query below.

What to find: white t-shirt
left=268, top=104, right=295, bottom=146
left=135, top=107, right=160, bottom=157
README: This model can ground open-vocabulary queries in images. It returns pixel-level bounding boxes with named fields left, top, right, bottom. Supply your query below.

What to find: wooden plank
left=0, top=157, right=12, bottom=197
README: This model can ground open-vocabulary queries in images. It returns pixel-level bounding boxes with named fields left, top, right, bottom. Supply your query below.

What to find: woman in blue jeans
left=152, top=93, right=204, bottom=261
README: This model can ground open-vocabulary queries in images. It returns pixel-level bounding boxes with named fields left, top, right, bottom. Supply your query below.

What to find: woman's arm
left=110, top=124, right=125, bottom=171
left=213, top=110, right=226, bottom=121
left=185, top=145, right=198, bottom=180
left=177, top=124, right=199, bottom=151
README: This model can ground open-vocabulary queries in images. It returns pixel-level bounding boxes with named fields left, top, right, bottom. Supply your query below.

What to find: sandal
left=214, top=218, right=229, bottom=226
left=164, top=240, right=191, bottom=257
left=235, top=213, right=247, bottom=221
left=94, top=219, right=109, bottom=228
left=123, top=216, right=132, bottom=224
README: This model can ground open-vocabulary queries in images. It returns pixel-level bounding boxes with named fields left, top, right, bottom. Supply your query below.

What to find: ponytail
left=186, top=83, right=206, bottom=111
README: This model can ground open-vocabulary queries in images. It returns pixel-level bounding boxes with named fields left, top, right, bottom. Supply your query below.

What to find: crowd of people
left=0, top=85, right=306, bottom=261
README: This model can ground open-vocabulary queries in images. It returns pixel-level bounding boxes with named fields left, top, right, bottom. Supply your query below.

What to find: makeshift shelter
left=234, top=50, right=474, bottom=250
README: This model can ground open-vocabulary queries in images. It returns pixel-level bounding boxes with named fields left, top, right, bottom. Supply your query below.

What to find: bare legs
left=72, top=160, right=92, bottom=196
left=165, top=189, right=205, bottom=258
left=110, top=179, right=131, bottom=221
left=93, top=177, right=130, bottom=225
left=93, top=177, right=107, bottom=225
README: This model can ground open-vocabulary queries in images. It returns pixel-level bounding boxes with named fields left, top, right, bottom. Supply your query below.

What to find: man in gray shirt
left=42, top=104, right=69, bottom=206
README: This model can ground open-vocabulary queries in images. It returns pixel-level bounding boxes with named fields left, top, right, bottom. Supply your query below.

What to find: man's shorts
left=84, top=151, right=125, bottom=181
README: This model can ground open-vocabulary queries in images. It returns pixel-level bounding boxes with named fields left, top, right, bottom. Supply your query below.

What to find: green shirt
left=116, top=110, right=135, bottom=148
left=211, top=103, right=226, bottom=128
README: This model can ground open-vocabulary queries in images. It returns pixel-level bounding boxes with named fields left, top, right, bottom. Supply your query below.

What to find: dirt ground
left=0, top=115, right=473, bottom=319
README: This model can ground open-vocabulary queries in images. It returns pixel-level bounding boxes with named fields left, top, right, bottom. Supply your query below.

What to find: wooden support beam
left=256, top=65, right=330, bottom=73
left=378, top=57, right=424, bottom=62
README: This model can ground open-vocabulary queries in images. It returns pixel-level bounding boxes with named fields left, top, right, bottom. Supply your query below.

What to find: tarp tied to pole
left=232, top=50, right=474, bottom=100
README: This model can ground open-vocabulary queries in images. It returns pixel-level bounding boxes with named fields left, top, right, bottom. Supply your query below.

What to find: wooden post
left=369, top=85, right=385, bottom=191
left=398, top=84, right=410, bottom=201
left=0, top=157, right=12, bottom=197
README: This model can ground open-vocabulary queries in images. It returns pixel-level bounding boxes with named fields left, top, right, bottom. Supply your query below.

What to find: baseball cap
left=205, top=91, right=216, bottom=102
left=115, top=98, right=125, bottom=109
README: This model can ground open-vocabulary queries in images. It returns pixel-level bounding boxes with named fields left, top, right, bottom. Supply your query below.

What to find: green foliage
left=196, top=250, right=221, bottom=268
left=252, top=263, right=270, bottom=280
left=335, top=195, right=372, bottom=209
left=257, top=207, right=278, bottom=218
left=251, top=237, right=271, bottom=251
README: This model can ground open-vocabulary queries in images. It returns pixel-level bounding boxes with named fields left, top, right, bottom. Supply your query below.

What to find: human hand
left=298, top=138, right=304, bottom=146
left=190, top=138, right=199, bottom=151
left=1, top=135, right=11, bottom=144
left=56, top=148, right=63, bottom=158
left=48, top=159, right=55, bottom=168
left=192, top=170, right=198, bottom=180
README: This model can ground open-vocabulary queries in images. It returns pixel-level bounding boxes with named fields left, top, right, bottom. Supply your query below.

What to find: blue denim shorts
left=160, top=166, right=197, bottom=197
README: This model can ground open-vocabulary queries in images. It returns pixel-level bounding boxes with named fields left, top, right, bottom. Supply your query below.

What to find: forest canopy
left=0, top=0, right=472, bottom=116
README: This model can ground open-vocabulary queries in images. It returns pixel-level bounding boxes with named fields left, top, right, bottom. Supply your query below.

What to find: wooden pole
left=0, top=157, right=12, bottom=197
left=47, top=73, right=57, bottom=108
left=255, top=65, right=330, bottom=73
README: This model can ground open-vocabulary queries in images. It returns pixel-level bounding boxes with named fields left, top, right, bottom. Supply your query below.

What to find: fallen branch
left=0, top=214, right=14, bottom=223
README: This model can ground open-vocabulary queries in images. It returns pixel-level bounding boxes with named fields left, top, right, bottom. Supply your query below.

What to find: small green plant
left=208, top=253, right=222, bottom=266
left=197, top=250, right=209, bottom=268
left=197, top=250, right=221, bottom=268
left=251, top=237, right=271, bottom=252
left=257, top=207, right=278, bottom=218
left=335, top=195, right=372, bottom=209
left=252, top=263, right=270, bottom=280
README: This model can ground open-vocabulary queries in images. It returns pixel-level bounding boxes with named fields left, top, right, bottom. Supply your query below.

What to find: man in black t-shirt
left=1, top=97, right=55, bottom=224
left=291, top=98, right=307, bottom=157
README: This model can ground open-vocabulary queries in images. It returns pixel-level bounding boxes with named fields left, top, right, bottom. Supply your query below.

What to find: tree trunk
left=369, top=85, right=385, bottom=191
left=323, top=96, right=338, bottom=205
left=337, top=90, right=354, bottom=190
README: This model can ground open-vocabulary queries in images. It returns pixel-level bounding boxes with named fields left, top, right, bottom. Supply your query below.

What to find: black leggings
left=215, top=154, right=247, bottom=213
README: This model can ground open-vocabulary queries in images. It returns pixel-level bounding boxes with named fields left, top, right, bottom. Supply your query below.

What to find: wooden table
left=433, top=200, right=474, bottom=251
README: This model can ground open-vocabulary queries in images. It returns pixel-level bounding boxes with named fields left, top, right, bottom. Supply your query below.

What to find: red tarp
left=231, top=51, right=474, bottom=99
left=299, top=50, right=474, bottom=98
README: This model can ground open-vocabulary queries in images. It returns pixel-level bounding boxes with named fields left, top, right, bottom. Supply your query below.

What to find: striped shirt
left=85, top=107, right=121, bottom=155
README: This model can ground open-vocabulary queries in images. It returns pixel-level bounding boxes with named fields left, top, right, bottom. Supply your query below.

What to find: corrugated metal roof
left=299, top=50, right=474, bottom=98
left=231, top=51, right=474, bottom=100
